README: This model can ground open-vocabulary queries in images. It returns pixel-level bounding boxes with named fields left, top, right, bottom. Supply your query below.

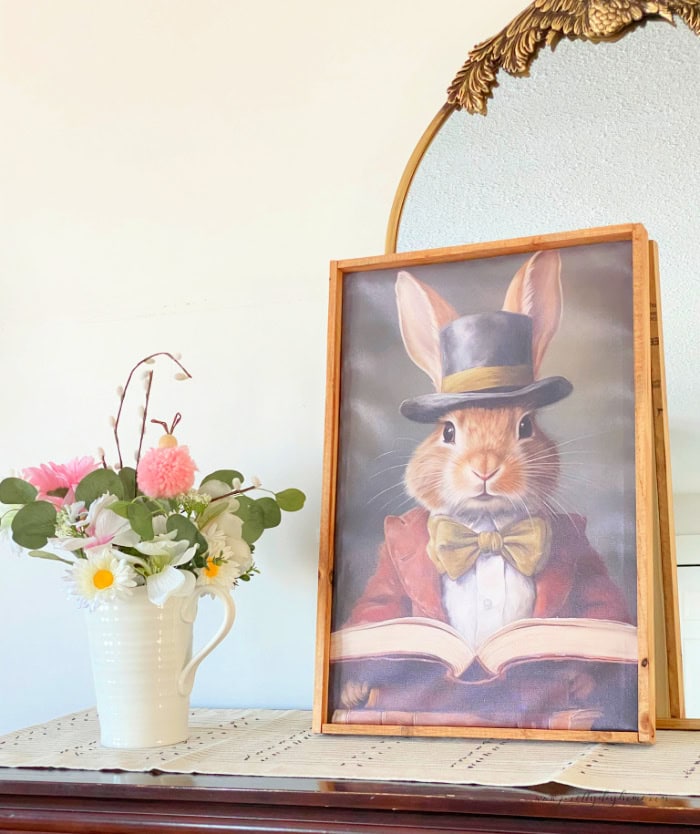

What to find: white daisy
left=69, top=548, right=139, bottom=608
left=196, top=554, right=243, bottom=590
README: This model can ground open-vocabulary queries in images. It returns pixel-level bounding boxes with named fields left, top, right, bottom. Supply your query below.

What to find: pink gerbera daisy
left=23, top=457, right=99, bottom=507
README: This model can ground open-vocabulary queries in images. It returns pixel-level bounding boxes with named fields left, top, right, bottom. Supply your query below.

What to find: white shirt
left=439, top=512, right=536, bottom=649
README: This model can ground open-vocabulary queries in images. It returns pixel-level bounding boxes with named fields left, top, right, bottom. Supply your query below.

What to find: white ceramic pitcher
left=85, top=584, right=235, bottom=748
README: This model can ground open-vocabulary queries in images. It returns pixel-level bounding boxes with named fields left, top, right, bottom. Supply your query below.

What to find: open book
left=330, top=616, right=638, bottom=680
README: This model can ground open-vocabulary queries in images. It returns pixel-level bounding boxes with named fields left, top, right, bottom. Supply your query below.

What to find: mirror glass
left=396, top=20, right=700, bottom=714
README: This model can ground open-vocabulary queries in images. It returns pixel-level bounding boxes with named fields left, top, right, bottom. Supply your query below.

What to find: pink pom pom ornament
left=136, top=430, right=197, bottom=499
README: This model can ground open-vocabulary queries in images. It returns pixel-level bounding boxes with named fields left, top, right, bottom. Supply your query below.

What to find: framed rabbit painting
left=314, top=224, right=655, bottom=743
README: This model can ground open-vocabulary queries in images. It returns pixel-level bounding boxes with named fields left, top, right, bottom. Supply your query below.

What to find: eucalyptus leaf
left=108, top=500, right=130, bottom=518
left=118, top=467, right=137, bottom=500
left=235, top=495, right=263, bottom=528
left=256, top=497, right=281, bottom=529
left=127, top=502, right=154, bottom=541
left=201, top=469, right=243, bottom=488
left=11, top=501, right=57, bottom=549
left=275, top=488, right=306, bottom=512
left=242, top=517, right=264, bottom=545
left=0, top=478, right=37, bottom=505
left=166, top=514, right=199, bottom=547
left=75, top=469, right=124, bottom=505
left=194, top=530, right=208, bottom=560
left=28, top=549, right=73, bottom=565
left=46, top=487, right=69, bottom=499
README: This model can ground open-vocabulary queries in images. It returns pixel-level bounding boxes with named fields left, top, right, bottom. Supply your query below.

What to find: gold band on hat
left=440, top=364, right=532, bottom=394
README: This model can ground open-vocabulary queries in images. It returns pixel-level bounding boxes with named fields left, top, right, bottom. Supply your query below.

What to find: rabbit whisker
left=523, top=450, right=594, bottom=464
left=366, top=480, right=407, bottom=506
left=384, top=494, right=418, bottom=514
left=533, top=491, right=582, bottom=532
left=508, top=493, right=538, bottom=532
left=369, top=462, right=415, bottom=479
left=551, top=471, right=605, bottom=490
left=371, top=449, right=414, bottom=463
left=550, top=430, right=615, bottom=449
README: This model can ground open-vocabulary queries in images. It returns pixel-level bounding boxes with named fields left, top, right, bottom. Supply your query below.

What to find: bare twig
left=210, top=484, right=258, bottom=502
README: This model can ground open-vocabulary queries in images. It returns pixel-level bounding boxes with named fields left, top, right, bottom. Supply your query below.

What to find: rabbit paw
left=338, top=681, right=371, bottom=708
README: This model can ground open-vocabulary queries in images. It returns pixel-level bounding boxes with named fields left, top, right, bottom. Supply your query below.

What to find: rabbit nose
left=472, top=467, right=500, bottom=483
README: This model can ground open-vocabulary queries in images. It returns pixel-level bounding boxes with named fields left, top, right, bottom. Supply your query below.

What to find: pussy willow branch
left=135, top=370, right=154, bottom=468
left=113, top=352, right=193, bottom=469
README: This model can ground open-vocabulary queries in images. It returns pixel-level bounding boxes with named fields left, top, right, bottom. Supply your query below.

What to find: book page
left=479, top=618, right=638, bottom=676
left=331, top=617, right=475, bottom=676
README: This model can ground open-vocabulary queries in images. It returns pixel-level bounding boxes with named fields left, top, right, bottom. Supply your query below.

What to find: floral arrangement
left=0, top=353, right=305, bottom=609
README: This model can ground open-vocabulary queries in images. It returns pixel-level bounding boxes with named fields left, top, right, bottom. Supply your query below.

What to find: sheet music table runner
left=1, top=708, right=698, bottom=795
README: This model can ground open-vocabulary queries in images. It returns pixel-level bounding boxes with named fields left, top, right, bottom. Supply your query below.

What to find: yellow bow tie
left=427, top=516, right=551, bottom=580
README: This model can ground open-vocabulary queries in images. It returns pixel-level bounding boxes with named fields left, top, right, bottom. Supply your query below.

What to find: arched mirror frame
left=384, top=0, right=700, bottom=729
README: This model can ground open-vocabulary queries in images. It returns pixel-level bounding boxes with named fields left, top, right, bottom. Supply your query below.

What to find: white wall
left=0, top=0, right=525, bottom=734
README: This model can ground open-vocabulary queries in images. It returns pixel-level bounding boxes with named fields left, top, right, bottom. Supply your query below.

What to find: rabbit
left=336, top=250, right=632, bottom=713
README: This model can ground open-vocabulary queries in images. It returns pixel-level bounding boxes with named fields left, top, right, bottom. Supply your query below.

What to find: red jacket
left=347, top=507, right=632, bottom=627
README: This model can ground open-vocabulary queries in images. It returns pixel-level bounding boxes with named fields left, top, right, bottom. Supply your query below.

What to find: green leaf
left=107, top=500, right=130, bottom=519
left=29, top=549, right=73, bottom=565
left=11, top=502, right=57, bottom=549
left=166, top=514, right=199, bottom=546
left=0, top=478, right=38, bottom=505
left=75, top=469, right=124, bottom=505
left=232, top=495, right=265, bottom=544
left=165, top=515, right=207, bottom=560
left=127, top=502, right=154, bottom=541
left=234, top=495, right=261, bottom=524
left=194, top=530, right=208, bottom=560
left=47, top=487, right=69, bottom=499
left=118, top=467, right=137, bottom=500
left=242, top=517, right=264, bottom=545
left=256, top=497, right=281, bottom=529
left=275, top=488, right=306, bottom=512
left=201, top=469, right=243, bottom=488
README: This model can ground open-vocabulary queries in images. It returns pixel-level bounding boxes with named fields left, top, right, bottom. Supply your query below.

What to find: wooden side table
left=2, top=767, right=700, bottom=833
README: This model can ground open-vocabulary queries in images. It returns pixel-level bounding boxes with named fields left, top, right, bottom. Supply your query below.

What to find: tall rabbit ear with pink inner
left=394, top=270, right=459, bottom=392
left=501, top=249, right=564, bottom=377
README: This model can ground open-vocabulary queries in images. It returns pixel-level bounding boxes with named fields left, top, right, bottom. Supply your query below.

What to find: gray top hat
left=400, top=311, right=573, bottom=423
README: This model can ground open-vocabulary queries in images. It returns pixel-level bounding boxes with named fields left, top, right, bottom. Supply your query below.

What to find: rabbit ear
left=395, top=271, right=459, bottom=390
left=502, top=250, right=563, bottom=376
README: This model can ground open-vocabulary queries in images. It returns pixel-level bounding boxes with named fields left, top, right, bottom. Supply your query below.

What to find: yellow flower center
left=204, top=559, right=219, bottom=578
left=93, top=569, right=114, bottom=590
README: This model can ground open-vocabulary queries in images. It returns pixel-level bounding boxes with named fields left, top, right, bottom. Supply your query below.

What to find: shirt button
left=482, top=598, right=493, bottom=610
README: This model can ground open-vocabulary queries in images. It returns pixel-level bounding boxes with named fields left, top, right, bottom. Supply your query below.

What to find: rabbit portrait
left=331, top=247, right=637, bottom=727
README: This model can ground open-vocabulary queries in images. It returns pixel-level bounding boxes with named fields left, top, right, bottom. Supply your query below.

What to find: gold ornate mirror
left=386, top=0, right=700, bottom=720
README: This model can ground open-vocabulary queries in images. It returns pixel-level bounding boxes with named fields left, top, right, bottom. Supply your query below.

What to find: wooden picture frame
left=314, top=224, right=654, bottom=743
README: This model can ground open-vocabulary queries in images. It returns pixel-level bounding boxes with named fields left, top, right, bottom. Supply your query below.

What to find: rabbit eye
left=442, top=421, right=456, bottom=444
left=518, top=415, right=533, bottom=440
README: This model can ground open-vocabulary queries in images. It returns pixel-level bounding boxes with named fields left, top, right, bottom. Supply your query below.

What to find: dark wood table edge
left=1, top=767, right=700, bottom=830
